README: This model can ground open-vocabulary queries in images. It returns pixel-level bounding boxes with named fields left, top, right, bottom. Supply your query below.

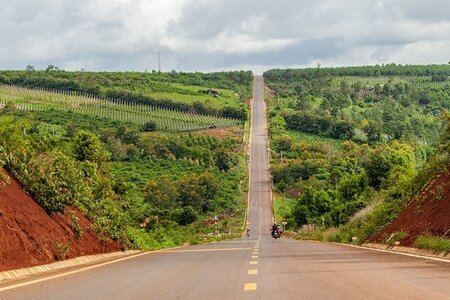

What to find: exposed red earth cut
left=370, top=169, right=450, bottom=246
left=0, top=171, right=121, bottom=272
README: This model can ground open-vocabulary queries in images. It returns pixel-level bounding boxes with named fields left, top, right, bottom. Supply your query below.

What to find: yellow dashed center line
left=248, top=269, right=258, bottom=275
left=251, top=255, right=258, bottom=259
left=250, top=261, right=258, bottom=265
left=244, top=283, right=257, bottom=291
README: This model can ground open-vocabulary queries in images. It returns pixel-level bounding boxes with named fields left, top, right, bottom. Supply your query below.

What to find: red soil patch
left=266, top=88, right=276, bottom=98
left=370, top=169, right=450, bottom=246
left=0, top=172, right=121, bottom=272
left=195, top=126, right=243, bottom=141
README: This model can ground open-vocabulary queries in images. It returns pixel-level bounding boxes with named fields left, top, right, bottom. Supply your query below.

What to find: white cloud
left=207, top=33, right=294, bottom=54
left=0, top=0, right=449, bottom=72
left=162, top=32, right=294, bottom=55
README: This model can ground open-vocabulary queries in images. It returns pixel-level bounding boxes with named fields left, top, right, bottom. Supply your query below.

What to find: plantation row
left=330, top=75, right=449, bottom=89
left=0, top=85, right=241, bottom=132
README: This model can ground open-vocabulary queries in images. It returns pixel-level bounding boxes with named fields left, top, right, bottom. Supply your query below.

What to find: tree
left=337, top=173, right=368, bottom=202
left=340, top=80, right=351, bottom=95
left=142, top=121, right=157, bottom=132
left=365, top=150, right=391, bottom=190
left=73, top=130, right=111, bottom=164
left=296, top=186, right=335, bottom=224
left=329, top=120, right=355, bottom=140
left=25, top=65, right=35, bottom=72
left=292, top=204, right=309, bottom=226
left=45, top=65, right=59, bottom=72
left=171, top=206, right=198, bottom=225
left=351, top=81, right=363, bottom=95
left=144, top=176, right=179, bottom=210
left=214, top=148, right=235, bottom=172
left=178, top=172, right=219, bottom=212
left=374, top=83, right=383, bottom=98
left=431, top=73, right=448, bottom=82
left=221, top=106, right=247, bottom=121
left=365, top=142, right=415, bottom=190
left=273, top=135, right=293, bottom=152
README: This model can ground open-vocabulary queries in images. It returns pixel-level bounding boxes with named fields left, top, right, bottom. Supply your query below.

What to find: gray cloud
left=0, top=0, right=449, bottom=73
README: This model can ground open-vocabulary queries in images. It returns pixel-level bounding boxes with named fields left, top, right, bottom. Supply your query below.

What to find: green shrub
left=54, top=240, right=71, bottom=260
left=68, top=210, right=83, bottom=240
left=415, top=235, right=450, bottom=253
left=383, top=231, right=408, bottom=246
left=0, top=171, right=10, bottom=189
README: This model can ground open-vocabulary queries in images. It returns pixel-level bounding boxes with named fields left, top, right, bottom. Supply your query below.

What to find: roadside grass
left=273, top=194, right=296, bottom=224
left=126, top=211, right=245, bottom=251
left=383, top=231, right=409, bottom=246
left=415, top=235, right=450, bottom=254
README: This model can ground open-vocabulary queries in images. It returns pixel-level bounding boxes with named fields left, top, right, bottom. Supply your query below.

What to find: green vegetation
left=383, top=231, right=408, bottom=246
left=0, top=85, right=241, bottom=132
left=0, top=70, right=251, bottom=120
left=415, top=236, right=450, bottom=253
left=54, top=240, right=71, bottom=260
left=0, top=171, right=9, bottom=189
left=0, top=70, right=250, bottom=250
left=273, top=195, right=296, bottom=228
left=264, top=64, right=450, bottom=244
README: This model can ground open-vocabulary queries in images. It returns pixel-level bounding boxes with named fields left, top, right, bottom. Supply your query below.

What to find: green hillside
left=0, top=70, right=251, bottom=250
left=264, top=64, right=450, bottom=243
left=0, top=85, right=241, bottom=132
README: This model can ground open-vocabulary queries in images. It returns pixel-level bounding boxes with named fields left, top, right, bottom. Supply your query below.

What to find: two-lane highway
left=1, top=76, right=450, bottom=299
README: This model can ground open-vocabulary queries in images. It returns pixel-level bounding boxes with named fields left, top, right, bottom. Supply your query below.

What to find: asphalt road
left=1, top=76, right=450, bottom=299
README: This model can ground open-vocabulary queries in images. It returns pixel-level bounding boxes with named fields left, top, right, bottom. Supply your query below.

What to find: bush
left=142, top=121, right=157, bottom=132
left=0, top=171, right=10, bottom=189
left=54, top=240, right=71, bottom=260
left=68, top=210, right=83, bottom=239
left=415, top=235, right=450, bottom=253
left=383, top=231, right=408, bottom=246
left=171, top=206, right=198, bottom=226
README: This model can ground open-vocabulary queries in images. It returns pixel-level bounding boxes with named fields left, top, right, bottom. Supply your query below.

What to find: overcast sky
left=1, top=0, right=449, bottom=73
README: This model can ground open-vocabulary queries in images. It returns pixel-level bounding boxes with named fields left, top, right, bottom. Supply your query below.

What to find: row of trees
left=264, top=64, right=450, bottom=83
left=284, top=112, right=355, bottom=140
left=0, top=70, right=250, bottom=120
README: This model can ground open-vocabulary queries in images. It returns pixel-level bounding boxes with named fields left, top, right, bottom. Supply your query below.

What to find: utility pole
left=158, top=51, right=161, bottom=73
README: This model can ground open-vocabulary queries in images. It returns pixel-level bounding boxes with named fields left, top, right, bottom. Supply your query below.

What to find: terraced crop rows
left=0, top=85, right=241, bottom=132
left=331, top=75, right=450, bottom=89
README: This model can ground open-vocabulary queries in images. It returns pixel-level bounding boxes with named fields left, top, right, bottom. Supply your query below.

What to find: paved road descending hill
left=1, top=76, right=450, bottom=299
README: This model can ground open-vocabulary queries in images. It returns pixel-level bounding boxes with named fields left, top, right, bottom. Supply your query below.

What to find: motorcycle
left=271, top=229, right=282, bottom=239
left=271, top=227, right=283, bottom=239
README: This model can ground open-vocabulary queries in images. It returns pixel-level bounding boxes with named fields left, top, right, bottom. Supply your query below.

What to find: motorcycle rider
left=271, top=222, right=279, bottom=237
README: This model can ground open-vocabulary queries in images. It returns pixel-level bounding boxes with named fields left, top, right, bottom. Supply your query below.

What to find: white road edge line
left=336, top=243, right=450, bottom=264
left=241, top=77, right=254, bottom=237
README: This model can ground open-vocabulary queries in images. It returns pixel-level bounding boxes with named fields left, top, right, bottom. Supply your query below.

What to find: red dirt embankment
left=0, top=172, right=121, bottom=272
left=370, top=169, right=450, bottom=246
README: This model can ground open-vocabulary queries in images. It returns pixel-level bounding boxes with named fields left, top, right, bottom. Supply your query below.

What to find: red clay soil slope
left=370, top=169, right=450, bottom=246
left=0, top=172, right=121, bottom=272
